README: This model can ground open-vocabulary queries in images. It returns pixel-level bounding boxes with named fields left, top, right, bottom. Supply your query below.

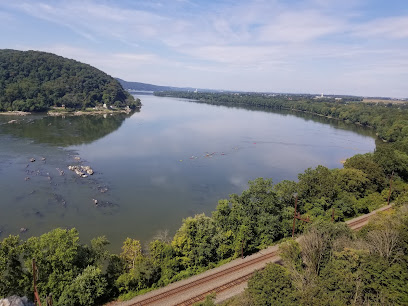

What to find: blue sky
left=0, top=0, right=407, bottom=97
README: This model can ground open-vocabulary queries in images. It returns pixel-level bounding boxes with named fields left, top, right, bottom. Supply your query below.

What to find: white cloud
left=353, top=16, right=408, bottom=39
left=9, top=1, right=175, bottom=44
left=256, top=10, right=346, bottom=43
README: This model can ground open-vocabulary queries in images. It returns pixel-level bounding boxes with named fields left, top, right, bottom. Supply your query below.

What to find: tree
left=58, top=265, right=107, bottom=306
left=24, top=228, right=86, bottom=300
left=247, top=263, right=297, bottom=305
left=0, top=235, right=29, bottom=298
left=344, top=153, right=386, bottom=191
left=297, top=166, right=337, bottom=207
left=333, top=168, right=369, bottom=198
left=172, top=214, right=216, bottom=268
left=120, top=238, right=142, bottom=271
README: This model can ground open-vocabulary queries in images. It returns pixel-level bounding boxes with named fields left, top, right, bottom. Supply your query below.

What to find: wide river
left=0, top=94, right=376, bottom=251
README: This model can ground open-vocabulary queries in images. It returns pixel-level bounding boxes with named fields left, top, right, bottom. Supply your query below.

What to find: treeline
left=0, top=49, right=140, bottom=112
left=229, top=207, right=408, bottom=305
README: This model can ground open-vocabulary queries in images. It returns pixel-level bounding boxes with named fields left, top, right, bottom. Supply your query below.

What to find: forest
left=226, top=208, right=408, bottom=306
left=2, top=92, right=408, bottom=304
left=0, top=50, right=140, bottom=112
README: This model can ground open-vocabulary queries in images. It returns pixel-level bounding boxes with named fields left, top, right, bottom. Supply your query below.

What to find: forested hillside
left=116, top=78, right=178, bottom=92
left=0, top=49, right=140, bottom=111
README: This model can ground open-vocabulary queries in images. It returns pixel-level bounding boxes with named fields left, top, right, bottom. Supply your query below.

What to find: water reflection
left=0, top=112, right=136, bottom=146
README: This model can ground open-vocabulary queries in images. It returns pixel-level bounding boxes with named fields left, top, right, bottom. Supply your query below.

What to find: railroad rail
left=176, top=273, right=253, bottom=306
left=127, top=249, right=280, bottom=306
left=120, top=204, right=393, bottom=306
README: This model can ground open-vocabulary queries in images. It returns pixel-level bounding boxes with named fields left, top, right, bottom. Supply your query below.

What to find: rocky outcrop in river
left=68, top=165, right=94, bottom=178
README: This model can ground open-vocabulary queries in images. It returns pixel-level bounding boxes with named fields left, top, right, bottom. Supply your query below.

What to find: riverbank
left=0, top=107, right=139, bottom=117
left=47, top=109, right=134, bottom=116
left=0, top=111, right=31, bottom=116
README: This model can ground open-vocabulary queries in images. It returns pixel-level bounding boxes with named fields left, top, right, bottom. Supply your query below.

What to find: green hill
left=0, top=49, right=140, bottom=112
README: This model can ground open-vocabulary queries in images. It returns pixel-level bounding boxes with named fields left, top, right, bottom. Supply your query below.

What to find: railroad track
left=176, top=273, right=253, bottom=306
left=346, top=204, right=392, bottom=230
left=124, top=204, right=393, bottom=306
left=129, top=250, right=280, bottom=306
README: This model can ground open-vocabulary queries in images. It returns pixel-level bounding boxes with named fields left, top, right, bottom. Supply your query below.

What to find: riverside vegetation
left=0, top=49, right=140, bottom=112
left=222, top=207, right=408, bottom=306
left=1, top=93, right=408, bottom=304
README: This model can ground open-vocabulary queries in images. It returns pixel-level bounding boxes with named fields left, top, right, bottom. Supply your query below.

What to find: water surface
left=0, top=95, right=376, bottom=251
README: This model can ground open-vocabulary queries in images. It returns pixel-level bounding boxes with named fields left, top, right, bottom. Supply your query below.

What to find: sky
left=0, top=0, right=407, bottom=98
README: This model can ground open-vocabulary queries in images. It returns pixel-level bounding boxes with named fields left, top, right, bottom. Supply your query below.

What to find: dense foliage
left=2, top=92, right=408, bottom=304
left=0, top=49, right=140, bottom=111
left=238, top=207, right=408, bottom=305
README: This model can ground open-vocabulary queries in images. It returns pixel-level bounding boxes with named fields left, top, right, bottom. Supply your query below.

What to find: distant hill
left=116, top=78, right=219, bottom=93
left=0, top=49, right=140, bottom=112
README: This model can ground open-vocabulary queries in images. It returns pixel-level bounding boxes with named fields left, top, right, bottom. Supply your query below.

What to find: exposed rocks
left=8, top=120, right=17, bottom=124
left=24, top=177, right=30, bottom=181
left=56, top=168, right=65, bottom=176
left=0, top=111, right=31, bottom=116
left=41, top=157, right=46, bottom=161
left=98, top=186, right=108, bottom=193
left=19, top=227, right=28, bottom=233
left=92, top=198, right=98, bottom=206
left=68, top=165, right=94, bottom=178
left=52, top=194, right=66, bottom=207
left=0, top=296, right=34, bottom=306
left=29, top=158, right=35, bottom=162
left=83, top=166, right=94, bottom=175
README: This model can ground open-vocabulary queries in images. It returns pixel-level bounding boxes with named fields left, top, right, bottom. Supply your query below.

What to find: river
left=0, top=94, right=376, bottom=251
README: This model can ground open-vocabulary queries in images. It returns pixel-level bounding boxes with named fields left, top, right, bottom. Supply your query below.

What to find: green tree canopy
left=0, top=49, right=140, bottom=111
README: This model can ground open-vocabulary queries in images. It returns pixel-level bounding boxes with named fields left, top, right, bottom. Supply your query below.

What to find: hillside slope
left=0, top=49, right=140, bottom=111
left=116, top=77, right=221, bottom=93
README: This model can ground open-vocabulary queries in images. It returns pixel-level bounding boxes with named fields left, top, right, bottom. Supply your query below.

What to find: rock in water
left=0, top=296, right=34, bottom=306
left=68, top=165, right=94, bottom=177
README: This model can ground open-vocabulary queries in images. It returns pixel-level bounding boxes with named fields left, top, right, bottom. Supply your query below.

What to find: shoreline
left=0, top=111, right=31, bottom=116
left=0, top=108, right=140, bottom=117
left=47, top=109, right=135, bottom=116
